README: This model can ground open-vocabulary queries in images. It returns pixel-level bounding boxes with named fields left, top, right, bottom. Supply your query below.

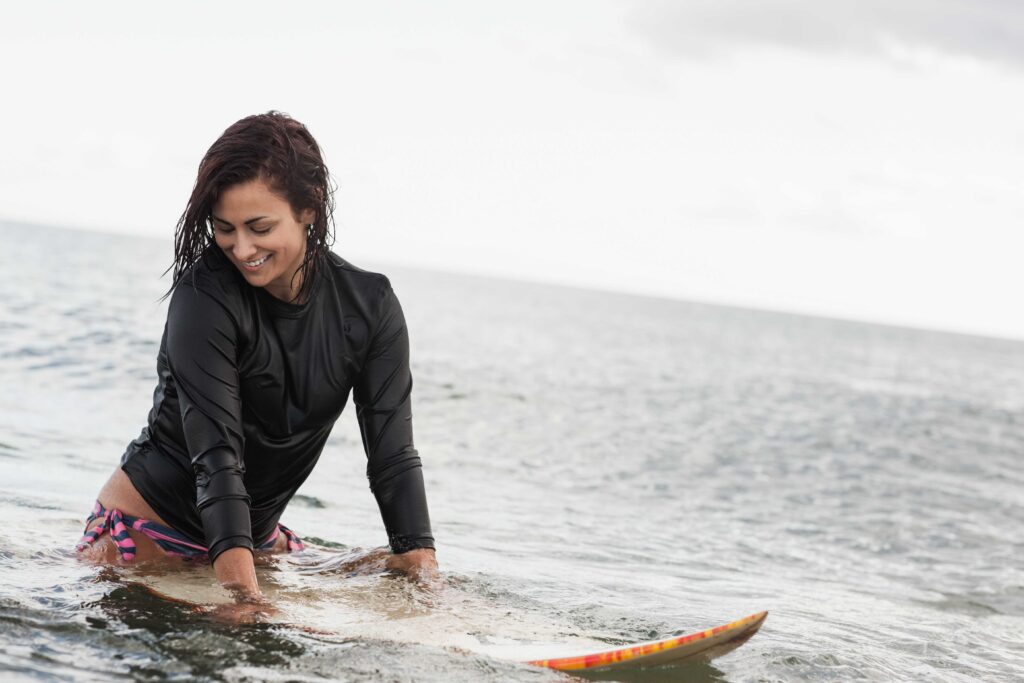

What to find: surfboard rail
left=524, top=610, right=768, bottom=671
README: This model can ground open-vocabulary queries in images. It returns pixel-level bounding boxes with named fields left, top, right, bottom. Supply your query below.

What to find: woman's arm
left=353, top=280, right=437, bottom=574
left=166, top=280, right=263, bottom=601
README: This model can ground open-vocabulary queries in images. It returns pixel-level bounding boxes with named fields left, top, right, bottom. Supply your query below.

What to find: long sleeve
left=165, top=281, right=253, bottom=563
left=353, top=282, right=435, bottom=553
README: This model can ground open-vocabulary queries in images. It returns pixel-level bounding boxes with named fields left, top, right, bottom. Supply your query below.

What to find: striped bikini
left=75, top=500, right=304, bottom=562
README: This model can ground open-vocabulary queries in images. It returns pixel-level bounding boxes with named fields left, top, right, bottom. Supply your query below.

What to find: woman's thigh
left=77, top=515, right=187, bottom=565
left=78, top=467, right=189, bottom=565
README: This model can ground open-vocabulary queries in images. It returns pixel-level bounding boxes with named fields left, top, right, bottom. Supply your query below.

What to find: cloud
left=629, top=0, right=1024, bottom=66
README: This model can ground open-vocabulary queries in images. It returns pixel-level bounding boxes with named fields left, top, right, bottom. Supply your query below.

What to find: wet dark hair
left=162, top=110, right=336, bottom=304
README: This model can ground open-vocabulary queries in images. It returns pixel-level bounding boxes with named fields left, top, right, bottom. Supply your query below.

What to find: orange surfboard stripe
left=526, top=611, right=767, bottom=671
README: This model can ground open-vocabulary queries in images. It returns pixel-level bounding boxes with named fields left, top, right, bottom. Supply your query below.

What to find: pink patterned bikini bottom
left=75, top=499, right=304, bottom=562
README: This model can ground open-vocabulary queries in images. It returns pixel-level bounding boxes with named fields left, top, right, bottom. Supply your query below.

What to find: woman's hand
left=209, top=593, right=278, bottom=625
left=208, top=546, right=276, bottom=624
left=384, top=547, right=438, bottom=581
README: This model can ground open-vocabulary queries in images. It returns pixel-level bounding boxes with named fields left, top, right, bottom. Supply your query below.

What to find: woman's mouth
left=241, top=254, right=271, bottom=271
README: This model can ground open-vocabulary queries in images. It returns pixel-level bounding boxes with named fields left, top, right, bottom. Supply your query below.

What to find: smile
left=241, top=254, right=271, bottom=270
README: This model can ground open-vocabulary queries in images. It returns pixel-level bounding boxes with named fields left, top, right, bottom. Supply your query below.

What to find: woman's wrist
left=213, top=546, right=261, bottom=600
left=385, top=546, right=439, bottom=576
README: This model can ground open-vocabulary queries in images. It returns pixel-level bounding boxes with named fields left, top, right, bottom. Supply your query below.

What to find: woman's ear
left=299, top=208, right=316, bottom=225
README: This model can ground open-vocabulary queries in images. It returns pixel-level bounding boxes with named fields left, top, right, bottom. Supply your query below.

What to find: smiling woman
left=74, top=111, right=437, bottom=622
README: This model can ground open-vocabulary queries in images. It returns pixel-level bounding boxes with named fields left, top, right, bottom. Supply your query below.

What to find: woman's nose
left=233, top=232, right=257, bottom=260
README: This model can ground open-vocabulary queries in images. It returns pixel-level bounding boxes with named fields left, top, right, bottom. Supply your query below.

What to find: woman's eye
left=253, top=226, right=272, bottom=234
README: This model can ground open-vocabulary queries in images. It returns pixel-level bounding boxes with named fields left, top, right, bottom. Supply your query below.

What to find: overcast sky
left=2, top=1, right=1022, bottom=340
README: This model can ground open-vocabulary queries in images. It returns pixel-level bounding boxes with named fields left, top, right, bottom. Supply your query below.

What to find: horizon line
left=4, top=215, right=1022, bottom=346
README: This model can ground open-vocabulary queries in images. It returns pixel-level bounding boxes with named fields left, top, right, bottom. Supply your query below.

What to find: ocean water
left=1, top=220, right=1022, bottom=682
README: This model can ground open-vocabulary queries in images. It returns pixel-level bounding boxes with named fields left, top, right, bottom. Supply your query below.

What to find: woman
left=75, top=111, right=437, bottom=620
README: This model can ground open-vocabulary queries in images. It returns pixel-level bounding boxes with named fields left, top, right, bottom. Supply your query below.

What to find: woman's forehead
left=214, top=178, right=291, bottom=215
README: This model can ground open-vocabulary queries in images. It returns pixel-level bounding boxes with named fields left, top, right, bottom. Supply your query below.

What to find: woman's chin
left=238, top=270, right=264, bottom=285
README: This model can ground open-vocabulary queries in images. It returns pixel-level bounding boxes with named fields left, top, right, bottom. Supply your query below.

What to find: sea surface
left=0, top=220, right=1022, bottom=682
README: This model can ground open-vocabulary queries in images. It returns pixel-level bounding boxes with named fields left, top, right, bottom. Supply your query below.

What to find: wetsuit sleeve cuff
left=199, top=497, right=254, bottom=564
left=208, top=536, right=255, bottom=564
left=389, top=534, right=436, bottom=554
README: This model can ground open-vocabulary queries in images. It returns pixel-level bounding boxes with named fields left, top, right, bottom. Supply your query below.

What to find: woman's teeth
left=244, top=255, right=270, bottom=268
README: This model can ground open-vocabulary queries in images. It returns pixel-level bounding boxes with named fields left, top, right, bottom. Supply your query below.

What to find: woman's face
left=211, top=177, right=314, bottom=302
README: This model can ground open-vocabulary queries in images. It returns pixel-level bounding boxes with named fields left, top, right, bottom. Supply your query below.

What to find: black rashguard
left=119, top=246, right=434, bottom=563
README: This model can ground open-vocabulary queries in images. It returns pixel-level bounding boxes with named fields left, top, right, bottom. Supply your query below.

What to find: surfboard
left=523, top=610, right=768, bottom=671
left=116, top=565, right=766, bottom=673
